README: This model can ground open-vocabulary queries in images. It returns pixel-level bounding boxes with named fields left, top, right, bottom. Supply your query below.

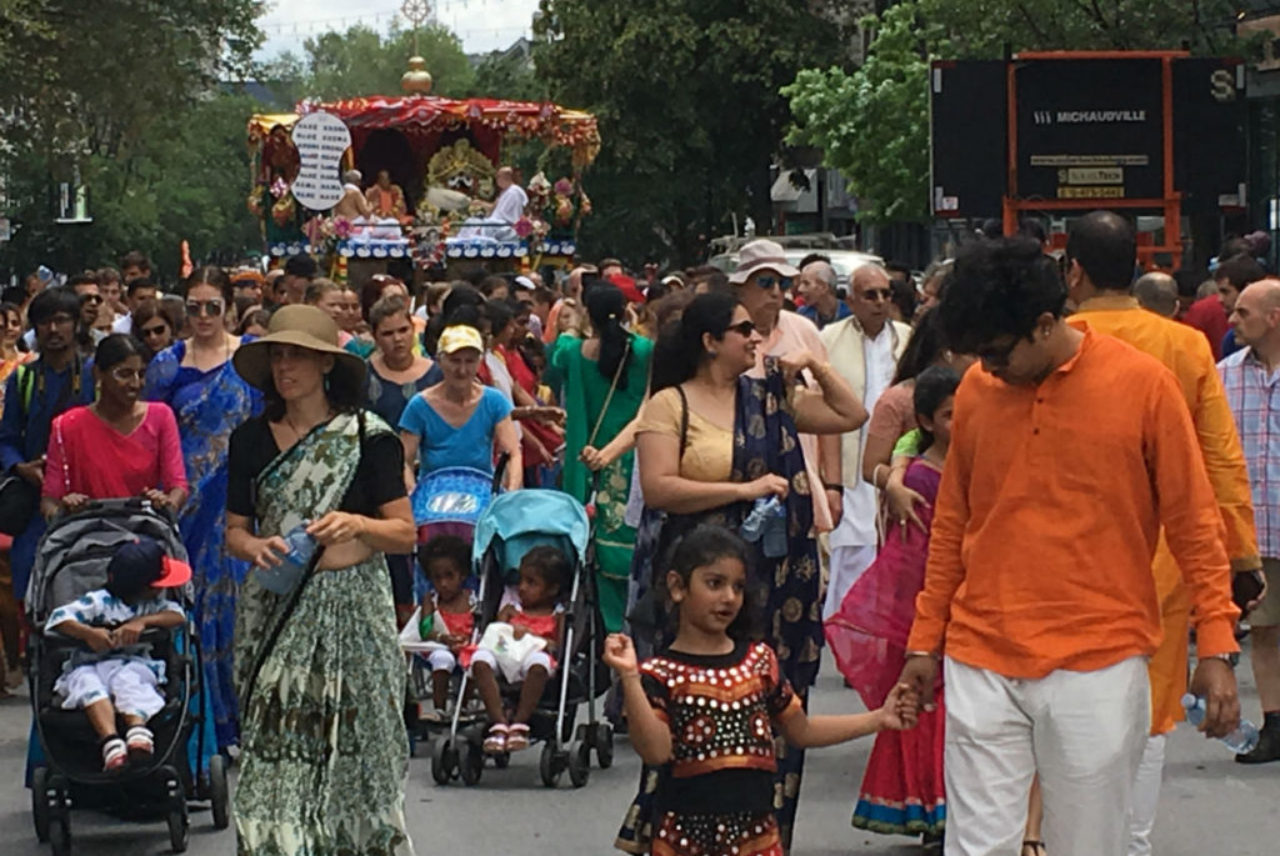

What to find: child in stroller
left=417, top=535, right=476, bottom=721
left=44, top=537, right=190, bottom=773
left=470, top=545, right=568, bottom=754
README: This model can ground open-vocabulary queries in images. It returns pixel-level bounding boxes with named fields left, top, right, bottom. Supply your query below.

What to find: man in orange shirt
left=900, top=237, right=1241, bottom=856
left=1064, top=212, right=1262, bottom=856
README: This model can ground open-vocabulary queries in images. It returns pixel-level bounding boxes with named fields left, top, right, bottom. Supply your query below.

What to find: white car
left=707, top=247, right=884, bottom=292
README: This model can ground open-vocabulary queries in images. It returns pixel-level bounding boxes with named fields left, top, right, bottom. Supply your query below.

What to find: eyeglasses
left=859, top=288, right=893, bottom=302
left=109, top=367, right=146, bottom=382
left=725, top=320, right=757, bottom=337
left=186, top=299, right=224, bottom=317
left=974, top=336, right=1022, bottom=367
left=754, top=275, right=793, bottom=292
left=140, top=324, right=169, bottom=337
left=36, top=314, right=75, bottom=328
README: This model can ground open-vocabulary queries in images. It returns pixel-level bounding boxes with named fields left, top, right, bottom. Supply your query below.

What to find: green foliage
left=534, top=0, right=859, bottom=264
left=301, top=23, right=476, bottom=100
left=784, top=0, right=1250, bottom=224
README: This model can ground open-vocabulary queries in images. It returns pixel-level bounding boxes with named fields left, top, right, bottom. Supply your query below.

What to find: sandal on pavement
left=506, top=722, right=531, bottom=751
left=483, top=723, right=509, bottom=754
left=1022, top=841, right=1047, bottom=856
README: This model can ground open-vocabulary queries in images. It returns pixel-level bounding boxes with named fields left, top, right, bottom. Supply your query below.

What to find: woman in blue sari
left=616, top=292, right=865, bottom=854
left=144, top=265, right=260, bottom=750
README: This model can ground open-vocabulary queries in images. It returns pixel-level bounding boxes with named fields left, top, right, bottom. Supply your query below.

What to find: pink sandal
left=506, top=722, right=530, bottom=751
left=483, top=723, right=509, bottom=754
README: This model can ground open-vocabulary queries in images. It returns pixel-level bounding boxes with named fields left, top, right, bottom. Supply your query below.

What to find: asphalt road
left=2, top=645, right=1278, bottom=856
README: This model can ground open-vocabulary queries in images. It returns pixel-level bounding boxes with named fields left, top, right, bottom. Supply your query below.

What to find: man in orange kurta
left=1065, top=212, right=1260, bottom=856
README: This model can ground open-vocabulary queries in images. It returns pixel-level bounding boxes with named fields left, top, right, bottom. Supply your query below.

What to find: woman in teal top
left=551, top=284, right=652, bottom=632
left=398, top=324, right=522, bottom=493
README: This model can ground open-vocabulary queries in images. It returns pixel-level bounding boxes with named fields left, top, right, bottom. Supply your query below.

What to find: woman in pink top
left=42, top=335, right=188, bottom=517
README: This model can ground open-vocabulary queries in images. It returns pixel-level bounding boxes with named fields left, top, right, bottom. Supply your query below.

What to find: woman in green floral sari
left=552, top=284, right=652, bottom=632
left=224, top=306, right=416, bottom=856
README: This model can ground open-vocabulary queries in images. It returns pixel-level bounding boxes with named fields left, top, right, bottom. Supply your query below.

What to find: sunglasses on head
left=725, top=319, right=757, bottom=337
left=754, top=274, right=793, bottom=292
left=186, top=299, right=224, bottom=318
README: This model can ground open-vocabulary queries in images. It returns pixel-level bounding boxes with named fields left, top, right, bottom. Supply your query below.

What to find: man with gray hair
left=797, top=259, right=850, bottom=329
left=333, top=168, right=373, bottom=221
left=1133, top=271, right=1179, bottom=318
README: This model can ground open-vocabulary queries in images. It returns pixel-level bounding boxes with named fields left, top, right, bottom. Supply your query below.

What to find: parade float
left=245, top=41, right=599, bottom=280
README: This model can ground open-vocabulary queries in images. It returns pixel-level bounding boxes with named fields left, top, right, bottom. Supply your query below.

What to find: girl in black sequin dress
left=604, top=526, right=919, bottom=856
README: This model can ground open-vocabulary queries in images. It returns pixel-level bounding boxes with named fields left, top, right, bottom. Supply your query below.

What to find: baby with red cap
left=45, top=537, right=191, bottom=772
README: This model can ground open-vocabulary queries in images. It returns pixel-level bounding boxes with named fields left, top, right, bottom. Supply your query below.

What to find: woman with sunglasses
left=144, top=265, right=261, bottom=752
left=131, top=299, right=183, bottom=362
left=617, top=291, right=864, bottom=853
left=41, top=334, right=188, bottom=519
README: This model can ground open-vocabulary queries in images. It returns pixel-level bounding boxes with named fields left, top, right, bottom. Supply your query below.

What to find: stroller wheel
left=431, top=738, right=455, bottom=785
left=209, top=754, right=230, bottom=830
left=493, top=751, right=510, bottom=769
left=48, top=812, right=71, bottom=856
left=31, top=766, right=51, bottom=842
left=167, top=801, right=190, bottom=853
left=460, top=742, right=484, bottom=786
left=595, top=723, right=615, bottom=769
left=539, top=742, right=562, bottom=788
left=568, top=741, right=591, bottom=788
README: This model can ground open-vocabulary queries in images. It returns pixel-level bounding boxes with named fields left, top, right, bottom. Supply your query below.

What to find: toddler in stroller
left=417, top=535, right=477, bottom=720
left=470, top=545, right=568, bottom=754
left=45, top=537, right=190, bottom=773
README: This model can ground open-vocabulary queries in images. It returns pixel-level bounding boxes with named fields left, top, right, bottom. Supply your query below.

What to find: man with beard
left=0, top=288, right=94, bottom=605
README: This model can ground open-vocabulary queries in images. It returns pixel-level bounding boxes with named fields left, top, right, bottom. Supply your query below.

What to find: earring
left=708, top=350, right=718, bottom=358
left=324, top=373, right=331, bottom=392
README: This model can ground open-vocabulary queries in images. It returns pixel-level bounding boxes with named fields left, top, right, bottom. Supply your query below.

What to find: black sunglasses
left=140, top=324, right=169, bottom=337
left=974, top=336, right=1021, bottom=367
left=725, top=320, right=757, bottom=337
left=860, top=288, right=893, bottom=302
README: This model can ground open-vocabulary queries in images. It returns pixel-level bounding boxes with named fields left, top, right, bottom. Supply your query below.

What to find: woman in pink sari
left=825, top=365, right=959, bottom=851
left=42, top=334, right=188, bottom=517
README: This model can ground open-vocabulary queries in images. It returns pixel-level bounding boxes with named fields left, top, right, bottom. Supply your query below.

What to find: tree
left=784, top=0, right=1251, bottom=224
left=534, top=0, right=861, bottom=265
left=302, top=23, right=476, bottom=100
left=0, top=0, right=262, bottom=278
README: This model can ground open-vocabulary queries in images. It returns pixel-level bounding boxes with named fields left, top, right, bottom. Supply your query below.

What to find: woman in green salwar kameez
left=224, top=306, right=417, bottom=856
left=552, top=284, right=652, bottom=632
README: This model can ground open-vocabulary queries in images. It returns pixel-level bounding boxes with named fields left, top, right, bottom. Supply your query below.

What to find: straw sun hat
left=232, top=304, right=366, bottom=396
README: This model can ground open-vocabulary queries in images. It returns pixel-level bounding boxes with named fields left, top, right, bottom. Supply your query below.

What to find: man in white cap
left=820, top=263, right=912, bottom=617
left=731, top=238, right=848, bottom=533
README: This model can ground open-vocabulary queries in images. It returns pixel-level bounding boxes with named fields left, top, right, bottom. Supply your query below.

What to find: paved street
left=2, top=645, right=1277, bottom=856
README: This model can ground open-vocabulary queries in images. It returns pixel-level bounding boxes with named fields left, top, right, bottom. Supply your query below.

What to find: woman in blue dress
left=144, top=265, right=260, bottom=750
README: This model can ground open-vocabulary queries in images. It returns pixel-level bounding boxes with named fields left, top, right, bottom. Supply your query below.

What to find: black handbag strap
left=676, top=385, right=689, bottom=461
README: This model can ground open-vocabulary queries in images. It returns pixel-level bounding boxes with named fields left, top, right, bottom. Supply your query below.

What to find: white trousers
left=426, top=648, right=458, bottom=673
left=1127, top=733, right=1166, bottom=856
left=55, top=659, right=164, bottom=721
left=469, top=647, right=553, bottom=682
left=944, top=656, right=1150, bottom=856
left=823, top=543, right=877, bottom=619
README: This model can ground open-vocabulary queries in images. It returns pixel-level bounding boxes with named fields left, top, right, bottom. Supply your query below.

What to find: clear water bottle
left=1181, top=693, right=1261, bottom=755
left=741, top=496, right=787, bottom=557
left=741, top=496, right=783, bottom=540
left=255, top=522, right=317, bottom=595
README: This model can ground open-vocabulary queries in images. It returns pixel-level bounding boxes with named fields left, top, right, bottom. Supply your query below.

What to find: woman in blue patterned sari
left=144, top=266, right=260, bottom=750
left=616, top=293, right=866, bottom=853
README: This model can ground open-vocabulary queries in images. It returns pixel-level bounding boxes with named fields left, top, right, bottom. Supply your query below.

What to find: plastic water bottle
left=255, top=523, right=316, bottom=595
left=1181, top=693, right=1261, bottom=755
left=741, top=496, right=783, bottom=541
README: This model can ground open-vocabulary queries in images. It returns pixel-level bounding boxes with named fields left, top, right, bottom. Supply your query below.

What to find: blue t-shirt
left=398, top=386, right=513, bottom=476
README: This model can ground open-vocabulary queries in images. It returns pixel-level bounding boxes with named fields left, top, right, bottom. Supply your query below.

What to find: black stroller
left=25, top=499, right=229, bottom=855
left=430, top=488, right=613, bottom=788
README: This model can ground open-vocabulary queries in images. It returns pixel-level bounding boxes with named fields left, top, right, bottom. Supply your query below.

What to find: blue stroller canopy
left=472, top=490, right=590, bottom=570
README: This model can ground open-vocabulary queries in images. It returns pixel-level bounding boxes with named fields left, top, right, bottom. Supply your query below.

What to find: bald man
left=1133, top=271, right=1179, bottom=318
left=1221, top=277, right=1280, bottom=765
left=333, top=169, right=373, bottom=221
left=1065, top=210, right=1256, bottom=855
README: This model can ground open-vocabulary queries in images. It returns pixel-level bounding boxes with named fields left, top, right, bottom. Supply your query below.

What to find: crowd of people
left=0, top=212, right=1276, bottom=856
